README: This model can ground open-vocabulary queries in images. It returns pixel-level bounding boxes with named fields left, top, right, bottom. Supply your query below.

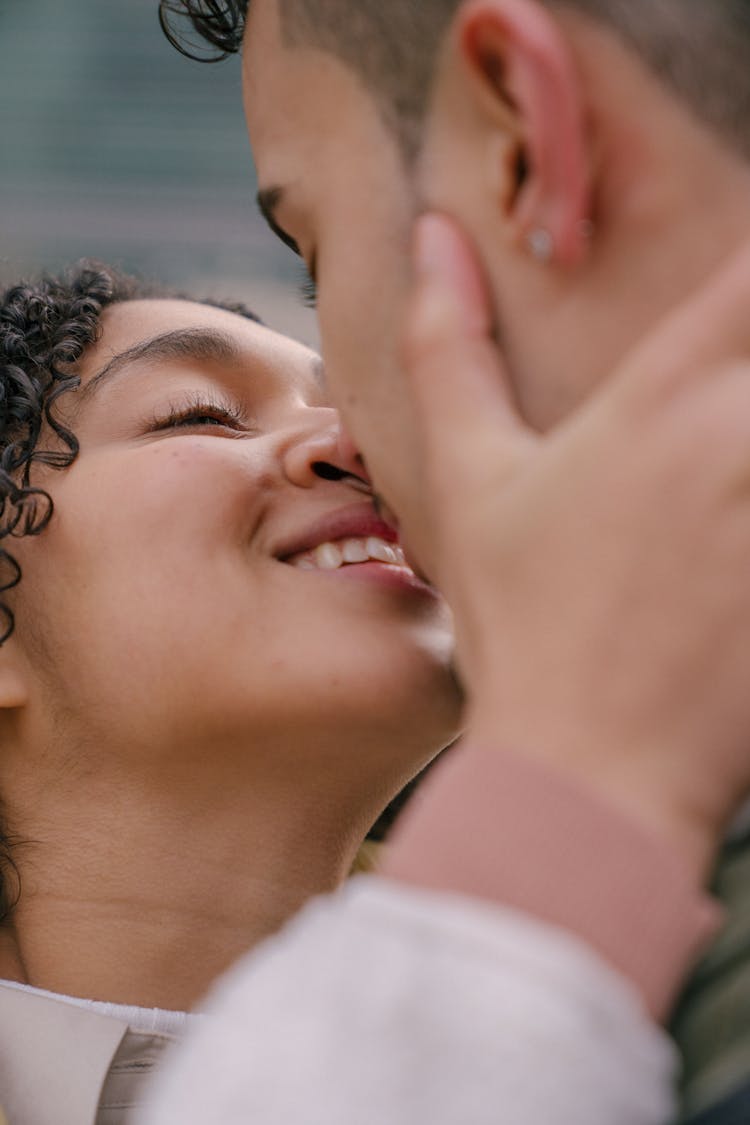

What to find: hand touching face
left=402, top=213, right=750, bottom=879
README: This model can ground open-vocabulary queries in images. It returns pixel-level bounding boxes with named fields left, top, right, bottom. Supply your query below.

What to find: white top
left=0, top=979, right=194, bottom=1124
left=138, top=877, right=678, bottom=1125
left=0, top=977, right=192, bottom=1037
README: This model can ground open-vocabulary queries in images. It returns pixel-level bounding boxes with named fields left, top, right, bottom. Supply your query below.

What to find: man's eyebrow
left=256, top=186, right=301, bottom=256
left=77, top=328, right=242, bottom=407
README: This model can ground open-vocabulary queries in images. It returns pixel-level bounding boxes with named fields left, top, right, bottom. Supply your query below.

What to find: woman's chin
left=382, top=639, right=464, bottom=743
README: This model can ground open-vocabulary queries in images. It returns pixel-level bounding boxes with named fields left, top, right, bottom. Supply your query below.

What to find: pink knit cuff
left=382, top=742, right=721, bottom=1021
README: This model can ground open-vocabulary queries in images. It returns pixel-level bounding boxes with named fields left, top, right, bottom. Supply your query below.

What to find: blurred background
left=0, top=0, right=318, bottom=345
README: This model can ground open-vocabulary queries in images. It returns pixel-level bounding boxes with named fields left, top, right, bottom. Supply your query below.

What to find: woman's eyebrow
left=77, top=328, right=242, bottom=407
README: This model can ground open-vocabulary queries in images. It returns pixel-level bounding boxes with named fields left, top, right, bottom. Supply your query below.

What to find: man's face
left=242, top=2, right=610, bottom=555
left=243, top=0, right=431, bottom=547
left=244, top=0, right=750, bottom=560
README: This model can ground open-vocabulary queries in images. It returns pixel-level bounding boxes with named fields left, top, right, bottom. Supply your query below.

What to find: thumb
left=402, top=214, right=535, bottom=506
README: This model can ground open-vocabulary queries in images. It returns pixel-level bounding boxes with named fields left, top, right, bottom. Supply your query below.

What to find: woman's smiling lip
left=273, top=501, right=438, bottom=596
left=274, top=501, right=399, bottom=561
left=311, top=559, right=439, bottom=596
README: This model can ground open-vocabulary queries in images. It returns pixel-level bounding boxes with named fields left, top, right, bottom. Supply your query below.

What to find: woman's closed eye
left=148, top=393, right=254, bottom=436
left=146, top=396, right=258, bottom=438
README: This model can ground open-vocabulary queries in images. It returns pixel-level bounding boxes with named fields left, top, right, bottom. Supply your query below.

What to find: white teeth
left=342, top=539, right=369, bottom=564
left=314, top=542, right=344, bottom=570
left=288, top=536, right=408, bottom=571
left=366, top=538, right=398, bottom=564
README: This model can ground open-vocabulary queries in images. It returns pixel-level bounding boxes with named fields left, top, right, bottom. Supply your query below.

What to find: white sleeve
left=138, top=877, right=677, bottom=1125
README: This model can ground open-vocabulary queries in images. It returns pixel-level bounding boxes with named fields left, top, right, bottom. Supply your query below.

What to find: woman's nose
left=282, top=410, right=372, bottom=491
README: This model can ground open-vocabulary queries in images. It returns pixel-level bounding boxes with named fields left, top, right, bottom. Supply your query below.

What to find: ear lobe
left=457, top=0, right=591, bottom=265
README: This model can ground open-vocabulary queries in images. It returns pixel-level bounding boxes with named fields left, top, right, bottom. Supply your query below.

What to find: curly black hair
left=0, top=265, right=143, bottom=647
left=159, top=0, right=248, bottom=60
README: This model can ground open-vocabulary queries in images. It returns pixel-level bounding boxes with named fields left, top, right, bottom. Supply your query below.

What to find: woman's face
left=10, top=299, right=460, bottom=790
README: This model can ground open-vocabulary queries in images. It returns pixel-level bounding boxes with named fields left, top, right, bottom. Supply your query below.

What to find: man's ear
left=454, top=0, right=591, bottom=265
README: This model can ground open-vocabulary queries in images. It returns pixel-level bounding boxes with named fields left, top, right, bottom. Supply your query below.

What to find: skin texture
left=242, top=0, right=750, bottom=876
left=0, top=299, right=459, bottom=1008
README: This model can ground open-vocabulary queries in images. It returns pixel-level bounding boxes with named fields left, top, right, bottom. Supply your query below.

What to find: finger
left=403, top=213, right=536, bottom=502
left=612, top=239, right=750, bottom=405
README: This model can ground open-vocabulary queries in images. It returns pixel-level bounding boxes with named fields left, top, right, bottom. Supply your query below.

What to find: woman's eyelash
left=149, top=394, right=250, bottom=433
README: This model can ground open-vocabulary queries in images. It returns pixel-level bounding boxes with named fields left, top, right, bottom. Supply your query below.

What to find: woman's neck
left=0, top=756, right=382, bottom=1010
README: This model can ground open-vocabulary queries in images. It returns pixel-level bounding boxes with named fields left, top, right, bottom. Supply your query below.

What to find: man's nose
left=282, top=409, right=371, bottom=490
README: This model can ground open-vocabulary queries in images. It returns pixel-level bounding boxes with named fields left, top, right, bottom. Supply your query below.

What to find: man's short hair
left=160, top=1, right=750, bottom=161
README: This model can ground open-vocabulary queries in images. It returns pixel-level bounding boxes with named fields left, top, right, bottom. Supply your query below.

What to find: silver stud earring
left=526, top=228, right=554, bottom=263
